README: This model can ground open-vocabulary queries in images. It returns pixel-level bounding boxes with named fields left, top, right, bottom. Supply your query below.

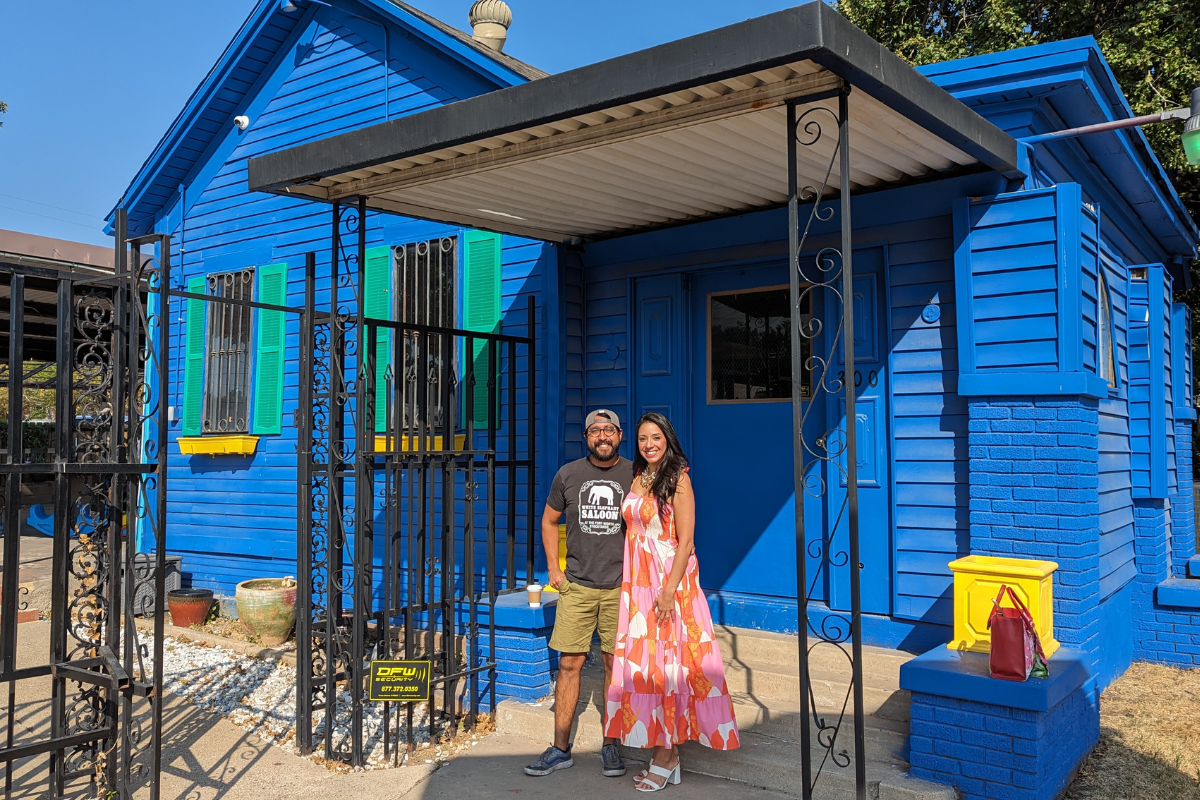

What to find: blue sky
left=0, top=0, right=804, bottom=247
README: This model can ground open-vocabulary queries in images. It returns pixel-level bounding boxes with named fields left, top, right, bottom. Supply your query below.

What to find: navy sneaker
left=601, top=742, right=626, bottom=777
left=525, top=744, right=573, bottom=776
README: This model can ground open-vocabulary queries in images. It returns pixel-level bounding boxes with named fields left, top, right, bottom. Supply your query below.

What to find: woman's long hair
left=632, top=411, right=689, bottom=514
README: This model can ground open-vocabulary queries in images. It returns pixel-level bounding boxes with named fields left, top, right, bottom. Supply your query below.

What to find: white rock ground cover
left=151, top=636, right=483, bottom=771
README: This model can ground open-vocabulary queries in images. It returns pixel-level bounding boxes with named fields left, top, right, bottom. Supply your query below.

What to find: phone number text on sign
left=368, top=660, right=431, bottom=702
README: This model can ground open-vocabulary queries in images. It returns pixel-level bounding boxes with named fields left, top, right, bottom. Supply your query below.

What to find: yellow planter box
left=947, top=555, right=1059, bottom=658
left=544, top=524, right=567, bottom=593
left=373, top=434, right=467, bottom=452
left=178, top=435, right=259, bottom=456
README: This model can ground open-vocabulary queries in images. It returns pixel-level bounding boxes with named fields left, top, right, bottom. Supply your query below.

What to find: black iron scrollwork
left=789, top=94, right=866, bottom=793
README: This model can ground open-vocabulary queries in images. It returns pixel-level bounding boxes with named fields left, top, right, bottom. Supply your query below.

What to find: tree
left=0, top=100, right=6, bottom=127
left=837, top=0, right=1200, bottom=389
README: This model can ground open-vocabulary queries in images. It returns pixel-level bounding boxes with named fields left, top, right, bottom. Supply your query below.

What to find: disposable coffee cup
left=526, top=584, right=543, bottom=608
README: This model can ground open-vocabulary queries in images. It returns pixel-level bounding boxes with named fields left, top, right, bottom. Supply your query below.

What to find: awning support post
left=838, top=85, right=867, bottom=800
left=787, top=85, right=866, bottom=800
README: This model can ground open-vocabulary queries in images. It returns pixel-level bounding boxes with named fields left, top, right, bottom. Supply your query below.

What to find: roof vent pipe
left=469, top=0, right=511, bottom=52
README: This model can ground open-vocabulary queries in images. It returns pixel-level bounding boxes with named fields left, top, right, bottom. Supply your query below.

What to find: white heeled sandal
left=635, top=762, right=681, bottom=792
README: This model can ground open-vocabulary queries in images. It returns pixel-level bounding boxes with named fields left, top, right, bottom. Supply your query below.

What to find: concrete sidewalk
left=404, top=733, right=794, bottom=800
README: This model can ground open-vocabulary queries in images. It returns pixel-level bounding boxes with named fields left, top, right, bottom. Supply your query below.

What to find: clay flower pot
left=167, top=588, right=213, bottom=629
left=236, top=578, right=297, bottom=646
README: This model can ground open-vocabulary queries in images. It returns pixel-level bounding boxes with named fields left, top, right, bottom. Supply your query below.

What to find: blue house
left=112, top=1, right=1200, bottom=796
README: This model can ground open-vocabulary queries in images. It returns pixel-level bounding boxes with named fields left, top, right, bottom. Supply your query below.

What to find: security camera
left=234, top=115, right=250, bottom=131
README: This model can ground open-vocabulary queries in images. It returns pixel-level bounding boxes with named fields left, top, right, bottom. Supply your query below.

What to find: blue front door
left=823, top=247, right=891, bottom=613
left=632, top=253, right=891, bottom=617
left=687, top=263, right=799, bottom=600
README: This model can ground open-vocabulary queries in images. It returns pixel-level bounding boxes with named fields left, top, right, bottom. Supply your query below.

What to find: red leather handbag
left=987, top=584, right=1049, bottom=682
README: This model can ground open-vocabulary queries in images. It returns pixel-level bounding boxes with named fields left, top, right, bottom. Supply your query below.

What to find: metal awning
left=248, top=1, right=1021, bottom=243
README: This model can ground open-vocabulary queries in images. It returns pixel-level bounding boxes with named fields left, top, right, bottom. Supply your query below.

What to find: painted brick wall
left=908, top=689, right=1099, bottom=799
left=968, top=397, right=1102, bottom=664
left=478, top=626, right=558, bottom=708
left=1131, top=419, right=1200, bottom=667
left=1170, top=421, right=1196, bottom=576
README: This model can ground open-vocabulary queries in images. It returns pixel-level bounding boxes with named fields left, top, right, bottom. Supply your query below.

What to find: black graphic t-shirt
left=546, top=457, right=633, bottom=589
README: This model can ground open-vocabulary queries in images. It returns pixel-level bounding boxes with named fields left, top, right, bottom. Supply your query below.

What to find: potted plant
left=235, top=577, right=297, bottom=645
left=167, top=588, right=214, bottom=629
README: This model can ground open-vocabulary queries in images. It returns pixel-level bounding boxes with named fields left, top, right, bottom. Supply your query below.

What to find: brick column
left=968, top=397, right=1102, bottom=665
left=479, top=593, right=558, bottom=710
left=1170, top=421, right=1196, bottom=576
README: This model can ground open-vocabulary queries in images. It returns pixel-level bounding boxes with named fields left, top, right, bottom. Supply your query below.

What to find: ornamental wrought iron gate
left=295, top=200, right=536, bottom=768
left=0, top=209, right=169, bottom=799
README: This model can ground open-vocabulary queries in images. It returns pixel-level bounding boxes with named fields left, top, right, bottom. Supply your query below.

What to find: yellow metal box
left=947, top=554, right=1059, bottom=657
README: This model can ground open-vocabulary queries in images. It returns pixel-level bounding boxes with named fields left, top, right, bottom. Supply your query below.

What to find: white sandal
left=635, top=763, right=681, bottom=792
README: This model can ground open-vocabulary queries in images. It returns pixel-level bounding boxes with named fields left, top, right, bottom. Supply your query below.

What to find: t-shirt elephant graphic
left=587, top=484, right=615, bottom=506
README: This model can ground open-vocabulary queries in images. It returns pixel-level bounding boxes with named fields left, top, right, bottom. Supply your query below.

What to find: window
left=708, top=286, right=810, bottom=403
left=1098, top=271, right=1116, bottom=389
left=202, top=268, right=254, bottom=433
left=367, top=232, right=500, bottom=433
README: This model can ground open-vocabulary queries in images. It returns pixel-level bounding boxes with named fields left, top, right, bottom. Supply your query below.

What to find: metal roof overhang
left=248, top=1, right=1022, bottom=244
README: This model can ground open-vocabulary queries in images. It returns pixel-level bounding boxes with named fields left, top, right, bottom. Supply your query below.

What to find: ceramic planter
left=167, top=588, right=213, bottom=629
left=235, top=578, right=297, bottom=646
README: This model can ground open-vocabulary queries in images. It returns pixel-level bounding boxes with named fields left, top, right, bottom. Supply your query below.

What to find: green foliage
left=0, top=100, right=6, bottom=128
left=838, top=0, right=1200, bottom=396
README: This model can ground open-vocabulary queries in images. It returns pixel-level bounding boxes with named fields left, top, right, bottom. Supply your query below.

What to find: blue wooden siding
left=954, top=188, right=1060, bottom=375
left=564, top=252, right=586, bottom=461
left=1097, top=246, right=1136, bottom=600
left=157, top=5, right=546, bottom=596
left=1127, top=264, right=1174, bottom=500
left=955, top=184, right=1111, bottom=399
left=1162, top=274, right=1177, bottom=495
left=889, top=220, right=968, bottom=624
left=1172, top=304, right=1195, bottom=418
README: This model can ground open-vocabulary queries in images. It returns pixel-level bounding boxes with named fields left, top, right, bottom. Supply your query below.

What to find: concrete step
left=495, top=625, right=945, bottom=799
left=715, top=625, right=913, bottom=679
left=496, top=701, right=949, bottom=800
left=578, top=654, right=911, bottom=722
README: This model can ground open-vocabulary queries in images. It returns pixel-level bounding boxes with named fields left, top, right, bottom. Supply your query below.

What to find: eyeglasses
left=587, top=425, right=619, bottom=437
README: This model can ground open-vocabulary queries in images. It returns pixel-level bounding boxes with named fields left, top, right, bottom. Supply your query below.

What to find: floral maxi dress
left=603, top=491, right=740, bottom=750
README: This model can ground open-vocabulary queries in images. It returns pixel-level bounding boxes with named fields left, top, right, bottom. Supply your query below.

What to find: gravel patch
left=151, top=635, right=480, bottom=772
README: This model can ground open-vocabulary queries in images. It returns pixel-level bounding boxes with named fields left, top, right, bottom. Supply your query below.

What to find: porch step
left=496, top=624, right=951, bottom=799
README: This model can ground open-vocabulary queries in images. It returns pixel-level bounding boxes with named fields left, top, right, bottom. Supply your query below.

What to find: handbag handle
left=991, top=584, right=1047, bottom=662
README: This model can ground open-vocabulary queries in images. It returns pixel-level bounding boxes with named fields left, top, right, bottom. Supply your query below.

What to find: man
left=525, top=409, right=632, bottom=779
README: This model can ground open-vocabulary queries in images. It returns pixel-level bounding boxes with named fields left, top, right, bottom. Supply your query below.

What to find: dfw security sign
left=369, top=660, right=431, bottom=702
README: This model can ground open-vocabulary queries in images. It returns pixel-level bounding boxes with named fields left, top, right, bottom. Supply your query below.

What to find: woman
left=603, top=412, right=739, bottom=792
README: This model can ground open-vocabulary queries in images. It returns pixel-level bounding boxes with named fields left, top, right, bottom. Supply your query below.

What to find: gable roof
left=919, top=38, right=1199, bottom=268
left=107, top=0, right=544, bottom=237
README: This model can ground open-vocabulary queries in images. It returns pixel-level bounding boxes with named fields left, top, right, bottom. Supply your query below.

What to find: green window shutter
left=181, top=276, right=207, bottom=436
left=463, top=231, right=502, bottom=427
left=364, top=245, right=392, bottom=433
left=252, top=263, right=287, bottom=435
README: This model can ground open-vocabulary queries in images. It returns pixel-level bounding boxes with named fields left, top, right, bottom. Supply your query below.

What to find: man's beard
left=587, top=440, right=617, bottom=461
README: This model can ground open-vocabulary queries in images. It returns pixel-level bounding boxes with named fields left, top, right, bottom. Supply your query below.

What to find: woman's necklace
left=639, top=469, right=658, bottom=489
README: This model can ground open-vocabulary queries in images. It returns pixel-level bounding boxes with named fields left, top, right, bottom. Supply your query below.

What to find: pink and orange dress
left=603, top=488, right=740, bottom=751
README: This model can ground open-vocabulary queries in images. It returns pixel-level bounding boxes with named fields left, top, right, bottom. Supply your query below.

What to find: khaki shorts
left=548, top=580, right=621, bottom=654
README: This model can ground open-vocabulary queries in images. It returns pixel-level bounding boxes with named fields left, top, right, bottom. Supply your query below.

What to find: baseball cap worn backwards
left=585, top=409, right=621, bottom=431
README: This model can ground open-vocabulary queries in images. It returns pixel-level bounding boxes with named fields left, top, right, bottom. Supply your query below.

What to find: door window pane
left=708, top=286, right=810, bottom=403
